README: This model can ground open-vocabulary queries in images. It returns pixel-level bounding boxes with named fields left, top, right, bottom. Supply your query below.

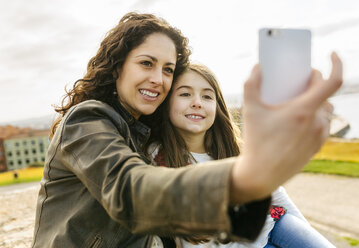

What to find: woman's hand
left=231, top=52, right=343, bottom=204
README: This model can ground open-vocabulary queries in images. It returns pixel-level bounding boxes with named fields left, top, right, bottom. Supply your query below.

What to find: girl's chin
left=181, top=127, right=206, bottom=135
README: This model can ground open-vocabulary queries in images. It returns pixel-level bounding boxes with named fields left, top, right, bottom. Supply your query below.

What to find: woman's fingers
left=329, top=52, right=344, bottom=86
left=236, top=52, right=343, bottom=202
left=322, top=101, right=334, bottom=114
left=315, top=107, right=332, bottom=147
left=300, top=52, right=343, bottom=111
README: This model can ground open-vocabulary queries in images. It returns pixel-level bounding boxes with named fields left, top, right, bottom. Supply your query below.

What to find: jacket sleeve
left=59, top=101, right=269, bottom=240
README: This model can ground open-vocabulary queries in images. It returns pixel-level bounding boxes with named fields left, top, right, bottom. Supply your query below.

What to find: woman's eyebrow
left=136, top=54, right=176, bottom=66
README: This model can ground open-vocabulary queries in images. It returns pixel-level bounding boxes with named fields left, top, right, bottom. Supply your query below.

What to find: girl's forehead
left=175, top=71, right=214, bottom=90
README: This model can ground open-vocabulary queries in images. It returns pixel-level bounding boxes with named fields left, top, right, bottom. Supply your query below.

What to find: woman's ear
left=113, top=66, right=122, bottom=80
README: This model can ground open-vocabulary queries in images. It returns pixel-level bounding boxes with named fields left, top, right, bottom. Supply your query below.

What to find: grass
left=0, top=167, right=43, bottom=186
left=304, top=159, right=359, bottom=177
left=342, top=236, right=359, bottom=246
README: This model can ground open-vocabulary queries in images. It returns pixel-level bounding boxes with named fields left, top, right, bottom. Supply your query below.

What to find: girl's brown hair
left=50, top=12, right=191, bottom=138
left=148, top=63, right=241, bottom=167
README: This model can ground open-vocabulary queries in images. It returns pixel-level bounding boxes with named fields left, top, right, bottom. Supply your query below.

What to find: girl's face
left=116, top=33, right=177, bottom=119
left=169, top=70, right=217, bottom=138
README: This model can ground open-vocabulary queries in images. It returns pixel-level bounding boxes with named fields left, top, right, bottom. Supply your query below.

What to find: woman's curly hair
left=50, top=12, right=191, bottom=138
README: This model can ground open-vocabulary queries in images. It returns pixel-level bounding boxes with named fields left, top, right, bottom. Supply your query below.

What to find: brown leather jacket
left=31, top=100, right=270, bottom=248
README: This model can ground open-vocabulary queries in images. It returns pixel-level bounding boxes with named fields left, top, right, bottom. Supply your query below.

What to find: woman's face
left=116, top=32, right=177, bottom=119
left=169, top=70, right=217, bottom=139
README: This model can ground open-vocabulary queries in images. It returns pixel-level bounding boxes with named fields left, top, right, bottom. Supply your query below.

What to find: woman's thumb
left=243, top=64, right=262, bottom=105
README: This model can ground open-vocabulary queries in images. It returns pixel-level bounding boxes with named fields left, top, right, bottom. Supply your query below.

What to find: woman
left=149, top=63, right=335, bottom=247
left=31, top=12, right=342, bottom=248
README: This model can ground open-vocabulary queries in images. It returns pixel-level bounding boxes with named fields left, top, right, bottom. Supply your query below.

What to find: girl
left=149, top=63, right=335, bottom=247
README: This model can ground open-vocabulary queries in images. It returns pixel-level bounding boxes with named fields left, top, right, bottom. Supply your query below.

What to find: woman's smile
left=139, top=89, right=160, bottom=101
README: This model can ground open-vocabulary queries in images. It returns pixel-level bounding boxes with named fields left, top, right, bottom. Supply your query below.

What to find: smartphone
left=259, top=28, right=311, bottom=105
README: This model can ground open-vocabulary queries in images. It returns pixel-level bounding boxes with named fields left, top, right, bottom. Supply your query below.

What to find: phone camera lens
left=268, top=30, right=272, bottom=36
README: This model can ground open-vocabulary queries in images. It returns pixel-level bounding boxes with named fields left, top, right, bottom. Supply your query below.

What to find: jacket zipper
left=88, top=235, right=102, bottom=248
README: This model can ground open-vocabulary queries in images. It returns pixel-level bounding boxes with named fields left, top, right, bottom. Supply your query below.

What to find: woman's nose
left=150, top=68, right=163, bottom=85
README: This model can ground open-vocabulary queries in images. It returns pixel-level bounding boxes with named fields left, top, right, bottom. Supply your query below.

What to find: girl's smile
left=185, top=113, right=205, bottom=121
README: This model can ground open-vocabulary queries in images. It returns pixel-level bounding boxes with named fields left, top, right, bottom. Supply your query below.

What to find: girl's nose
left=191, top=96, right=202, bottom=109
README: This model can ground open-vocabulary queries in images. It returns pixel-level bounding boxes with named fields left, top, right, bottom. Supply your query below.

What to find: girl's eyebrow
left=175, top=85, right=215, bottom=93
left=203, top=88, right=215, bottom=93
left=136, top=54, right=176, bottom=66
left=175, top=85, right=192, bottom=90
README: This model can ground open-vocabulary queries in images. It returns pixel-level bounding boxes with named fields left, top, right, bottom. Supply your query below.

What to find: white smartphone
left=259, top=28, right=311, bottom=105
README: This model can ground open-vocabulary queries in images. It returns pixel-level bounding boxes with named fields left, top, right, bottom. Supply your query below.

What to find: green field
left=304, top=159, right=359, bottom=177
left=306, top=138, right=359, bottom=177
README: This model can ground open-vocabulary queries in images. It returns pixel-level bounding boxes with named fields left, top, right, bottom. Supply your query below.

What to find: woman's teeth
left=140, top=89, right=158, bottom=98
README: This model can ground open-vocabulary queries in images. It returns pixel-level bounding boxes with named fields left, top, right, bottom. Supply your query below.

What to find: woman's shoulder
left=70, top=100, right=115, bottom=114
left=63, top=100, right=121, bottom=124
left=56, top=100, right=128, bottom=139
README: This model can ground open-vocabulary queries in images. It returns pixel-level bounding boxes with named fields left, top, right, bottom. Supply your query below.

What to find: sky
left=1, top=0, right=359, bottom=123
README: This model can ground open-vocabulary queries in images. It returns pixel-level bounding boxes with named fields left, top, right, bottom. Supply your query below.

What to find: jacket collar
left=112, top=100, right=151, bottom=157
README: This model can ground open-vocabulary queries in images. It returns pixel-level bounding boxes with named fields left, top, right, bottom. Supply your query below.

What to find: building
left=4, top=130, right=50, bottom=171
left=0, top=139, right=7, bottom=171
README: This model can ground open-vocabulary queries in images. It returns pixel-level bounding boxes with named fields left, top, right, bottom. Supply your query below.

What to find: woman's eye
left=179, top=93, right=190, bottom=97
left=141, top=61, right=152, bottom=67
left=164, top=67, right=174, bottom=74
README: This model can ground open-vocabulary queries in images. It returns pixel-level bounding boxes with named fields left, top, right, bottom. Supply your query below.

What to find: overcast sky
left=1, top=0, right=359, bottom=123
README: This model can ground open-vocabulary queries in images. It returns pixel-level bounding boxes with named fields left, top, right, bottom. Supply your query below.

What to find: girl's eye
left=141, top=61, right=152, bottom=67
left=203, top=95, right=214, bottom=100
left=179, top=93, right=190, bottom=97
left=164, top=67, right=174, bottom=74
